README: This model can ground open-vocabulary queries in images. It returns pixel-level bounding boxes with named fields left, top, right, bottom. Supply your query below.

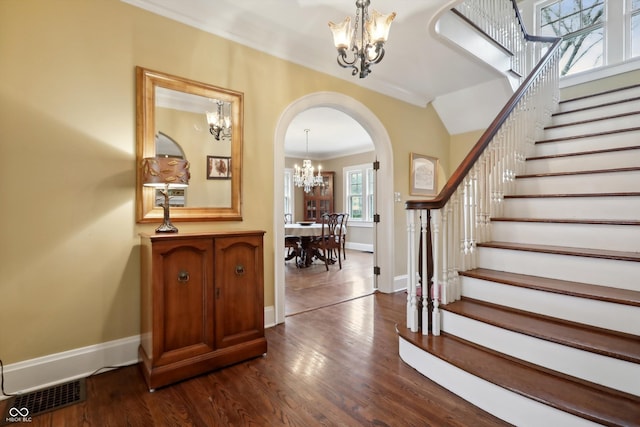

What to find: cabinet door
left=214, top=235, right=264, bottom=349
left=153, top=239, right=214, bottom=366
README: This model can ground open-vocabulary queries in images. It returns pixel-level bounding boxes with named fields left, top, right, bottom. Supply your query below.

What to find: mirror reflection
left=136, top=67, right=243, bottom=222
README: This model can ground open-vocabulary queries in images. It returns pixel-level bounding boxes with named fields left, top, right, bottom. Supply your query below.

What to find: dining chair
left=284, top=213, right=301, bottom=266
left=338, top=213, right=349, bottom=260
left=309, top=213, right=344, bottom=270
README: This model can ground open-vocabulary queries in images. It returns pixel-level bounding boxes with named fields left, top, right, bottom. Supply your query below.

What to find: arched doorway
left=273, top=92, right=394, bottom=325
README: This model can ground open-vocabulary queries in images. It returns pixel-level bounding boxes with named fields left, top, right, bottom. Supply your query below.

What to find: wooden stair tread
left=491, top=217, right=640, bottom=226
left=527, top=144, right=640, bottom=161
left=544, top=110, right=640, bottom=130
left=460, top=268, right=640, bottom=307
left=555, top=95, right=640, bottom=116
left=398, top=330, right=640, bottom=426
left=478, top=241, right=640, bottom=262
left=536, top=126, right=640, bottom=144
left=443, top=296, right=640, bottom=363
left=559, top=83, right=640, bottom=106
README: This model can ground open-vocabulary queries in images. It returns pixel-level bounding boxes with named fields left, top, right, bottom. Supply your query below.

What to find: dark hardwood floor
left=1, top=252, right=510, bottom=426
left=285, top=249, right=375, bottom=316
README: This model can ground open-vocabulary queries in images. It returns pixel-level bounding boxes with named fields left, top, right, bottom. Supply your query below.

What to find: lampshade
left=141, top=156, right=190, bottom=233
left=141, top=157, right=190, bottom=188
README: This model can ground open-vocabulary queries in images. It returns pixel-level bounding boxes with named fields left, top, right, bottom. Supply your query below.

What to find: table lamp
left=141, top=156, right=190, bottom=233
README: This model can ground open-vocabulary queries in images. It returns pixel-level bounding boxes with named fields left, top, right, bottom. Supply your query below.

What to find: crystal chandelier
left=328, top=0, right=396, bottom=78
left=293, top=129, right=323, bottom=193
left=206, top=99, right=232, bottom=141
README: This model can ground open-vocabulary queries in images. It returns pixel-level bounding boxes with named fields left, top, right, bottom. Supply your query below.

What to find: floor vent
left=2, top=379, right=86, bottom=425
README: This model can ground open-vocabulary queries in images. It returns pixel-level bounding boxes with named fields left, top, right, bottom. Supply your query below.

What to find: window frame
left=343, top=163, right=375, bottom=225
left=531, top=0, right=640, bottom=79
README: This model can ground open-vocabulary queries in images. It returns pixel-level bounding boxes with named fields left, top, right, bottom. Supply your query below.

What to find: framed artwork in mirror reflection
left=207, top=156, right=231, bottom=180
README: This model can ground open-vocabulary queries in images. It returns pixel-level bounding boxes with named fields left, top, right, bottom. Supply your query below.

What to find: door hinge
left=373, top=214, right=380, bottom=223
left=373, top=160, right=380, bottom=171
left=373, top=266, right=381, bottom=276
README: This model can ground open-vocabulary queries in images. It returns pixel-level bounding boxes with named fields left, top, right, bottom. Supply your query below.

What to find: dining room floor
left=285, top=249, right=375, bottom=316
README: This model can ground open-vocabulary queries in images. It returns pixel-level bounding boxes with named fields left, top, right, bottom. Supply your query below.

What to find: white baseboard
left=264, top=305, right=276, bottom=328
left=345, top=242, right=374, bottom=252
left=1, top=309, right=279, bottom=401
left=393, top=274, right=408, bottom=293
left=1, top=336, right=140, bottom=401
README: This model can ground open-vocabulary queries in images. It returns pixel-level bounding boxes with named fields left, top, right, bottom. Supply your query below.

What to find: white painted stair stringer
left=399, top=338, right=602, bottom=427
left=502, top=195, right=640, bottom=220
left=441, top=310, right=640, bottom=396
left=476, top=246, right=640, bottom=290
left=490, top=221, right=640, bottom=252
left=460, top=276, right=640, bottom=335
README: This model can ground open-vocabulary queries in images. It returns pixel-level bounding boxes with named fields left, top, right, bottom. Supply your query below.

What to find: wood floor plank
left=0, top=291, right=510, bottom=426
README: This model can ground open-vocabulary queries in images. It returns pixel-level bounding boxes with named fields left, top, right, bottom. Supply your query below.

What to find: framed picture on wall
left=410, top=153, right=438, bottom=197
left=207, top=156, right=231, bottom=179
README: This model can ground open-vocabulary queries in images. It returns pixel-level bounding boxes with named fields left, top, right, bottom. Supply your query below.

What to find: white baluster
left=406, top=210, right=418, bottom=332
left=420, top=210, right=429, bottom=335
left=431, top=209, right=441, bottom=336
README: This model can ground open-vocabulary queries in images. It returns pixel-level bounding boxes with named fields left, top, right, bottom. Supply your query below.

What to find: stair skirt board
left=399, top=337, right=603, bottom=427
left=490, top=221, right=640, bottom=253
left=476, top=247, right=640, bottom=290
left=441, top=310, right=640, bottom=396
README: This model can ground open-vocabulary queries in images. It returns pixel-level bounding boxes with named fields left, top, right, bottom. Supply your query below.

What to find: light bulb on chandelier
left=293, top=129, right=323, bottom=193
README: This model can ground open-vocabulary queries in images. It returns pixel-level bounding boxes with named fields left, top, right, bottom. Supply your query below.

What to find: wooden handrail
left=406, top=0, right=560, bottom=212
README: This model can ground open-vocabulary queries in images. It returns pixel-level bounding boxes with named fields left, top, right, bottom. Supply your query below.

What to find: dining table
left=284, top=223, right=334, bottom=268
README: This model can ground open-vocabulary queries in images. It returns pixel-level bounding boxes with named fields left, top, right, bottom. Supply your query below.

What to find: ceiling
left=125, top=0, right=503, bottom=158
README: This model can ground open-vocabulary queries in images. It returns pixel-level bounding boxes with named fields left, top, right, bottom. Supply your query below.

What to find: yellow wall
left=0, top=0, right=450, bottom=364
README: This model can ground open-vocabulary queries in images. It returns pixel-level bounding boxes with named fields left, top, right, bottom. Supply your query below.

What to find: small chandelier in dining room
left=206, top=99, right=232, bottom=141
left=293, top=129, right=324, bottom=193
left=328, top=0, right=396, bottom=79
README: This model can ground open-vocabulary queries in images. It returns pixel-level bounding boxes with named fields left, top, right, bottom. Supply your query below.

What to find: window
left=535, top=0, right=640, bottom=76
left=344, top=164, right=375, bottom=222
left=632, top=0, right=640, bottom=57
left=540, top=0, right=605, bottom=75
left=284, top=169, right=293, bottom=218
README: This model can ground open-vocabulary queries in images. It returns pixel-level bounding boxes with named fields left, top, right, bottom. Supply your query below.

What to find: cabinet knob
left=235, top=264, right=245, bottom=275
left=177, top=270, right=190, bottom=283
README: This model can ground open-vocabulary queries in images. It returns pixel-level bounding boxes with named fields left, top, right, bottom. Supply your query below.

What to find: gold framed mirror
left=136, top=66, right=243, bottom=222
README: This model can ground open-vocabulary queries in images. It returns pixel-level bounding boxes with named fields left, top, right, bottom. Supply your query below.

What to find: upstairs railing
left=405, top=0, right=561, bottom=335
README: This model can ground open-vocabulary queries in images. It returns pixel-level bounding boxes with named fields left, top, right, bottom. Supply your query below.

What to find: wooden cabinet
left=139, top=231, right=266, bottom=390
left=303, top=171, right=334, bottom=221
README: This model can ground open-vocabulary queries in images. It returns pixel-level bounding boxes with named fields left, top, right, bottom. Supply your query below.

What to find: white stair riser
left=490, top=221, right=640, bottom=252
left=535, top=129, right=640, bottom=156
left=460, top=276, right=640, bottom=336
left=442, top=310, right=640, bottom=396
left=543, top=114, right=640, bottom=140
left=513, top=170, right=640, bottom=194
left=399, top=338, right=603, bottom=427
left=559, top=87, right=640, bottom=112
left=526, top=149, right=640, bottom=174
left=502, top=196, right=640, bottom=220
left=476, top=246, right=640, bottom=290
left=552, top=98, right=640, bottom=126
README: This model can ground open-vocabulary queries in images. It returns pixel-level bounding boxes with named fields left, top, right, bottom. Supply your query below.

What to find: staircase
left=399, top=83, right=640, bottom=426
